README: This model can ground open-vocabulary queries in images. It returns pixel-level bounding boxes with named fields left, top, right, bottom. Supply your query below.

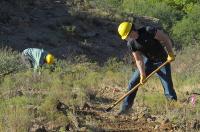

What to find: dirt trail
left=70, top=87, right=177, bottom=132
left=28, top=84, right=200, bottom=131
left=2, top=1, right=199, bottom=131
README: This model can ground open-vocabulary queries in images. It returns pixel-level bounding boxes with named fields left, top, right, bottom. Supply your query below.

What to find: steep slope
left=0, top=0, right=126, bottom=64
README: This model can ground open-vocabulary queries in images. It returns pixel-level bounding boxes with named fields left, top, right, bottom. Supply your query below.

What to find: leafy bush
left=0, top=47, right=200, bottom=130
left=161, top=0, right=200, bottom=13
left=0, top=47, right=25, bottom=77
left=90, top=0, right=183, bottom=31
left=121, top=0, right=183, bottom=30
left=0, top=97, right=33, bottom=131
left=172, top=5, right=200, bottom=47
left=90, top=0, right=123, bottom=10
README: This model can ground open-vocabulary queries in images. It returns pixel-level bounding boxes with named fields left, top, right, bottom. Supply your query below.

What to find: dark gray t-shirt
left=127, top=26, right=167, bottom=62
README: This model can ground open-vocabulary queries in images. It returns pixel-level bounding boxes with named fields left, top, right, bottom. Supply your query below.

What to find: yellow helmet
left=118, top=22, right=132, bottom=40
left=46, top=53, right=54, bottom=64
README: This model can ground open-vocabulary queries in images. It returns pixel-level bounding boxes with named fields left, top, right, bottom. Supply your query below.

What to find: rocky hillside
left=0, top=0, right=127, bottom=64
left=0, top=0, right=163, bottom=64
left=1, top=1, right=200, bottom=131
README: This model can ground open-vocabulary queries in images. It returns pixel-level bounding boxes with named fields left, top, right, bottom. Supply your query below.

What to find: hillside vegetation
left=0, top=0, right=200, bottom=131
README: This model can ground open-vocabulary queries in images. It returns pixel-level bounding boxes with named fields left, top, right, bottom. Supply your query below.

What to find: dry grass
left=0, top=46, right=200, bottom=131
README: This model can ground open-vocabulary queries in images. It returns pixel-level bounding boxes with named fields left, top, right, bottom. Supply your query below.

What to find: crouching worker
left=21, top=48, right=55, bottom=71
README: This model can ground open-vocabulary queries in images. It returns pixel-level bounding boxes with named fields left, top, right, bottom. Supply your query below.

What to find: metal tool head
left=105, top=107, right=112, bottom=112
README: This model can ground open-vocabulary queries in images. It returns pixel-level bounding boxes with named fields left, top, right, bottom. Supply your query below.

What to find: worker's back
left=22, top=48, right=48, bottom=69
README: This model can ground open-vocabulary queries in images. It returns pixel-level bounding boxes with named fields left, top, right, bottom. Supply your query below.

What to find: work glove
left=167, top=52, right=175, bottom=62
left=140, top=75, right=146, bottom=85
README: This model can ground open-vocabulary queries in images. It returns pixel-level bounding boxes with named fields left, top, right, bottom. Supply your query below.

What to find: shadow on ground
left=0, top=0, right=127, bottom=64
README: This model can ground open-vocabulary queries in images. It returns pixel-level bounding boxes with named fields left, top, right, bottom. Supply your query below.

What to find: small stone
left=162, top=118, right=170, bottom=124
left=160, top=123, right=172, bottom=130
left=81, top=102, right=91, bottom=110
left=151, top=116, right=157, bottom=121
left=147, top=118, right=152, bottom=122
left=172, top=124, right=178, bottom=130
left=191, top=119, right=200, bottom=129
left=156, top=116, right=163, bottom=124
left=35, top=126, right=46, bottom=132
left=143, top=113, right=151, bottom=118
left=154, top=125, right=159, bottom=129
left=131, top=116, right=138, bottom=121
left=16, top=90, right=23, bottom=96
left=138, top=113, right=145, bottom=119
left=78, top=127, right=87, bottom=131
left=66, top=123, right=74, bottom=131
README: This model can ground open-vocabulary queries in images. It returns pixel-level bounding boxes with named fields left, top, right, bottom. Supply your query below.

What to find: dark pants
left=120, top=59, right=177, bottom=113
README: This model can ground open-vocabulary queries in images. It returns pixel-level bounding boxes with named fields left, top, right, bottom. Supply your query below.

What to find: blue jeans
left=120, top=59, right=177, bottom=113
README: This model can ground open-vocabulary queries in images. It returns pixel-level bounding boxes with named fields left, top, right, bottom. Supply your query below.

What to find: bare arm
left=132, top=51, right=146, bottom=77
left=154, top=30, right=174, bottom=54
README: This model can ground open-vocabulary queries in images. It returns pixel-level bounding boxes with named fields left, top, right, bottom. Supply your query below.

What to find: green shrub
left=0, top=47, right=25, bottom=77
left=91, top=0, right=183, bottom=31
left=172, top=5, right=200, bottom=47
left=90, top=0, right=123, bottom=10
left=0, top=47, right=200, bottom=130
left=121, top=0, right=183, bottom=30
left=136, top=92, right=165, bottom=113
left=161, top=0, right=200, bottom=13
left=0, top=97, right=33, bottom=131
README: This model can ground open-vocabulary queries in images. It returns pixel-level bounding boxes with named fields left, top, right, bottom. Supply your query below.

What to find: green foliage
left=91, top=0, right=123, bottom=9
left=1, top=1, right=200, bottom=131
left=0, top=46, right=200, bottom=130
left=138, top=92, right=166, bottom=114
left=0, top=47, right=25, bottom=76
left=90, top=0, right=200, bottom=47
left=122, top=0, right=183, bottom=30
left=172, top=5, right=200, bottom=46
left=0, top=97, right=33, bottom=131
left=161, top=0, right=200, bottom=13
left=61, top=25, right=76, bottom=36
left=91, top=0, right=183, bottom=31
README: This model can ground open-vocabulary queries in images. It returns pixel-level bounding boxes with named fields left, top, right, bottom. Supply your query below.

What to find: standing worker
left=21, top=48, right=55, bottom=70
left=117, top=22, right=177, bottom=115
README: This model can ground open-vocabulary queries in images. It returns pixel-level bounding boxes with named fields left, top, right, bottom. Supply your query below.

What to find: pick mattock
left=106, top=60, right=170, bottom=112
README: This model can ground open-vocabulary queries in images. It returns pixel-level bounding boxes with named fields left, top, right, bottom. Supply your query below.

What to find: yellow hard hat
left=46, top=53, right=54, bottom=64
left=118, top=22, right=132, bottom=40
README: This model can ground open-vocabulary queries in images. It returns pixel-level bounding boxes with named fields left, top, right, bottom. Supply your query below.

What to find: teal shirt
left=22, top=48, right=48, bottom=69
